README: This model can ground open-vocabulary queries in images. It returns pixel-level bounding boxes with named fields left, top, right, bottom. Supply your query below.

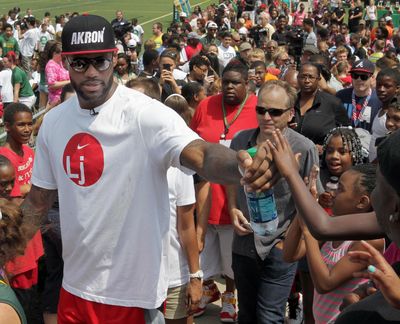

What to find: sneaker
left=220, top=291, right=237, bottom=323
left=193, top=282, right=221, bottom=317
left=285, top=292, right=303, bottom=324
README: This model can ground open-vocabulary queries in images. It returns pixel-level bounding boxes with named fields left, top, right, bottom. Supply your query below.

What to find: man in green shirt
left=4, top=53, right=35, bottom=109
left=0, top=24, right=20, bottom=58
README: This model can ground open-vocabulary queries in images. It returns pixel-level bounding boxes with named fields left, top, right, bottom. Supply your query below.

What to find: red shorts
left=58, top=287, right=145, bottom=324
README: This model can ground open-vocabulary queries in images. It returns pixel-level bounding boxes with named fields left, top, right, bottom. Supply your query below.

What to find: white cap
left=127, top=39, right=137, bottom=48
left=206, top=21, right=218, bottom=29
left=179, top=12, right=187, bottom=18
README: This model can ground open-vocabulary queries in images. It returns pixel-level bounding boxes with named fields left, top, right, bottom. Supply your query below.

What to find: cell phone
left=242, top=222, right=253, bottom=232
left=163, top=63, right=172, bottom=72
left=207, top=68, right=214, bottom=77
left=248, top=69, right=255, bottom=77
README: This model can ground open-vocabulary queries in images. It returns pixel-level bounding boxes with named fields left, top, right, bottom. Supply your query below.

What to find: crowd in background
left=0, top=0, right=400, bottom=324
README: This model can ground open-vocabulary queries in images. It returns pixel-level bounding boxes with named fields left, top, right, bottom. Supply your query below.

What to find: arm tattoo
left=20, top=185, right=57, bottom=240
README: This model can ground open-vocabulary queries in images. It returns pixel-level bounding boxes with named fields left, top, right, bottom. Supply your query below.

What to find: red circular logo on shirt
left=62, top=133, right=104, bottom=187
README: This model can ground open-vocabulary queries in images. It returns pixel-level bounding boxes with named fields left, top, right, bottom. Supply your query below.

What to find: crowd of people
left=0, top=0, right=400, bottom=324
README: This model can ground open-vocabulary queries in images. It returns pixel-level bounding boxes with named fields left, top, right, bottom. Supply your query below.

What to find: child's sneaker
left=220, top=291, right=237, bottom=323
left=193, top=281, right=221, bottom=317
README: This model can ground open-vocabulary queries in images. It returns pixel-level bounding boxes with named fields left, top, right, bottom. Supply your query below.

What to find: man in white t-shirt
left=19, top=17, right=38, bottom=77
left=132, top=18, right=144, bottom=54
left=0, top=57, right=13, bottom=107
left=218, top=31, right=236, bottom=68
left=20, top=15, right=276, bottom=324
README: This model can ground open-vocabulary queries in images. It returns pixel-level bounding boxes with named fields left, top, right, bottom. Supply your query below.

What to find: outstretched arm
left=20, top=185, right=57, bottom=240
left=180, top=139, right=278, bottom=191
left=266, top=130, right=384, bottom=240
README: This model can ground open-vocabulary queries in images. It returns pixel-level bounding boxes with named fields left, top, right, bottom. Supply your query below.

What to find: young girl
left=284, top=164, right=385, bottom=324
left=369, top=68, right=400, bottom=161
left=318, top=127, right=364, bottom=211
left=0, top=155, right=28, bottom=324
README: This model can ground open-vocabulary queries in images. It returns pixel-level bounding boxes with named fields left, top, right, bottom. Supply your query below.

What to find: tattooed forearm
left=20, top=185, right=57, bottom=239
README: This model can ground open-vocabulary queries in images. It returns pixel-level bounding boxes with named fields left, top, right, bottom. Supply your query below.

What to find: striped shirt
left=313, top=241, right=367, bottom=324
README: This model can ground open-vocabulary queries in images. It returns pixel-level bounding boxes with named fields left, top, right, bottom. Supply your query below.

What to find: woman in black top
left=294, top=63, right=350, bottom=154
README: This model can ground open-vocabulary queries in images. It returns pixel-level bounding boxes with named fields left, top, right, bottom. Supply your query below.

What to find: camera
left=112, top=21, right=132, bottom=39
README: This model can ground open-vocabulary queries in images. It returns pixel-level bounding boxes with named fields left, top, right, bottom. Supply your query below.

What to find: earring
left=389, top=213, right=400, bottom=223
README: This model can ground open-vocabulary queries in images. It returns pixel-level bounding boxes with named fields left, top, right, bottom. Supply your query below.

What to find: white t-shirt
left=0, top=69, right=13, bottom=103
left=167, top=167, right=195, bottom=288
left=369, top=110, right=387, bottom=162
left=133, top=25, right=144, bottom=43
left=20, top=28, right=38, bottom=57
left=217, top=45, right=236, bottom=68
left=32, top=85, right=200, bottom=308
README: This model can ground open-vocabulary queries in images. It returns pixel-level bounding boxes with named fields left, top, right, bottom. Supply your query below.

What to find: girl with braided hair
left=319, top=126, right=364, bottom=211
left=283, top=163, right=384, bottom=324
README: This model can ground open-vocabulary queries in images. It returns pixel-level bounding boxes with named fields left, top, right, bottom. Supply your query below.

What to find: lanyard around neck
left=351, top=88, right=372, bottom=126
left=221, top=93, right=249, bottom=139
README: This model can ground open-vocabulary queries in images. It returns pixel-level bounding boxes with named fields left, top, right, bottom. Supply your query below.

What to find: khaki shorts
left=164, top=284, right=188, bottom=320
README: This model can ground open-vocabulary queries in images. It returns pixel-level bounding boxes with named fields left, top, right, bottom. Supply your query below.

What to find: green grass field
left=1, top=0, right=214, bottom=39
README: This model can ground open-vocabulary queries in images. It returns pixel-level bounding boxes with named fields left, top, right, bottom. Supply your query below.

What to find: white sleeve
left=31, top=116, right=58, bottom=190
left=139, top=100, right=201, bottom=174
left=175, top=169, right=196, bottom=207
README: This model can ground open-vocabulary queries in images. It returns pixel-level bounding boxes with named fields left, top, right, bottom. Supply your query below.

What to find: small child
left=284, top=163, right=385, bottom=324
left=318, top=127, right=364, bottom=211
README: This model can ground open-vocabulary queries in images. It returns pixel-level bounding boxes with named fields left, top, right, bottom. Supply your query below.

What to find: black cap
left=350, top=59, right=375, bottom=74
left=61, top=14, right=117, bottom=55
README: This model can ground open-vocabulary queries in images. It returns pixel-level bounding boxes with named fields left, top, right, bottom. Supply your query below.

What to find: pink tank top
left=313, top=241, right=368, bottom=324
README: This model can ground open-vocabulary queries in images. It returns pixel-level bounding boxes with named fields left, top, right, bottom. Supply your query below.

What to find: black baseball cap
left=61, top=14, right=117, bottom=55
left=350, top=59, right=375, bottom=74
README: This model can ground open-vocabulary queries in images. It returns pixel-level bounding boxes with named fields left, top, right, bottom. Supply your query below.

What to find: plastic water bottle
left=324, top=176, right=339, bottom=215
left=245, top=147, right=279, bottom=236
left=325, top=176, right=339, bottom=196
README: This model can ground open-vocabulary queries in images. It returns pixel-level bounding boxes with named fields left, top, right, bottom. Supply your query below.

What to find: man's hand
left=186, top=279, right=203, bottom=315
left=237, top=142, right=280, bottom=192
left=230, top=208, right=252, bottom=236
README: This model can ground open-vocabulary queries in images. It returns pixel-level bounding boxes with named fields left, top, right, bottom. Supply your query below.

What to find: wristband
left=189, top=270, right=203, bottom=280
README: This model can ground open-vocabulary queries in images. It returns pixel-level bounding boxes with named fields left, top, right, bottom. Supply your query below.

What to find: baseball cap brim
left=62, top=48, right=118, bottom=56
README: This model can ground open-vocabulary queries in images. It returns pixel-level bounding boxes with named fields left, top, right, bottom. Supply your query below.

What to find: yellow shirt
left=151, top=34, right=163, bottom=49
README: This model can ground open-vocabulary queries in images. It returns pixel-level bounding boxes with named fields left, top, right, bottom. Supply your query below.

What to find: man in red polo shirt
left=190, top=61, right=258, bottom=322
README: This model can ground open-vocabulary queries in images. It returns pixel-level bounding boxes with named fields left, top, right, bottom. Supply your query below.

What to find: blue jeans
left=232, top=248, right=297, bottom=324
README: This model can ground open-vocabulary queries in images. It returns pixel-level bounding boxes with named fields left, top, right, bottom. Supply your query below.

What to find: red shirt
left=190, top=93, right=258, bottom=224
left=0, top=145, right=43, bottom=288
left=184, top=43, right=203, bottom=61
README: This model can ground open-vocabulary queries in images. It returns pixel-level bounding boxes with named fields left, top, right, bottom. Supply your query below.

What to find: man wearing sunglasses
left=18, top=14, right=278, bottom=324
left=226, top=80, right=321, bottom=324
left=336, top=59, right=381, bottom=132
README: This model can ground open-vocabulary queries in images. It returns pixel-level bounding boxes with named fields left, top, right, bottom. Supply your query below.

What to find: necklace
left=220, top=93, right=249, bottom=139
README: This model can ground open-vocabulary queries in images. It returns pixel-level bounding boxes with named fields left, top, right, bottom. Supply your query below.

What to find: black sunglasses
left=351, top=73, right=371, bottom=81
left=256, top=106, right=292, bottom=117
left=66, top=56, right=112, bottom=73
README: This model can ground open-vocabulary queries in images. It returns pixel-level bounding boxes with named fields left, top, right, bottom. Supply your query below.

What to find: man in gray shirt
left=226, top=80, right=321, bottom=324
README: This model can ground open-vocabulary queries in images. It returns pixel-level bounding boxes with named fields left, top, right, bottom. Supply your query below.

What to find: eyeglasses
left=256, top=106, right=292, bottom=117
left=66, top=56, right=112, bottom=72
left=298, top=74, right=319, bottom=81
left=351, top=73, right=371, bottom=81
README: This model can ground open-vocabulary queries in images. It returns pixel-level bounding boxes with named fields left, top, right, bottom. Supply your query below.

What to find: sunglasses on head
left=256, top=106, right=292, bottom=117
left=351, top=73, right=371, bottom=81
left=66, top=56, right=112, bottom=73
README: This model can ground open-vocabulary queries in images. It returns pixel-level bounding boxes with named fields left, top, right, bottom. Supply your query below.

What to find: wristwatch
left=189, top=270, right=204, bottom=280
